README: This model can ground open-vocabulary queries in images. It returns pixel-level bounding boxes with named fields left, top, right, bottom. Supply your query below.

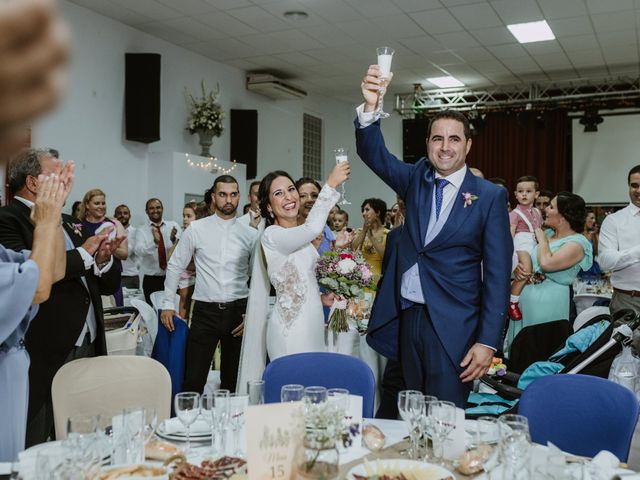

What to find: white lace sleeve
left=263, top=184, right=340, bottom=256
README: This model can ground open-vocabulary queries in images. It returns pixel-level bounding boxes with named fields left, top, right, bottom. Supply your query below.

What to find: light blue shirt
left=400, top=166, right=468, bottom=304
left=0, top=245, right=39, bottom=349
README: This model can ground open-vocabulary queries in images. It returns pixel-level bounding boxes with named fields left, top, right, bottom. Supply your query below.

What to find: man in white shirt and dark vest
left=160, top=175, right=258, bottom=393
left=134, top=198, right=181, bottom=304
left=599, top=165, right=640, bottom=315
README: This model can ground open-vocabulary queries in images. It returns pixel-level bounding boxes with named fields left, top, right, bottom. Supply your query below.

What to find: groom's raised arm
left=355, top=65, right=415, bottom=198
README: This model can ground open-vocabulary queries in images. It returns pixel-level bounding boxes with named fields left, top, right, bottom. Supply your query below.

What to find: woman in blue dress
left=0, top=171, right=70, bottom=461
left=506, top=192, right=593, bottom=355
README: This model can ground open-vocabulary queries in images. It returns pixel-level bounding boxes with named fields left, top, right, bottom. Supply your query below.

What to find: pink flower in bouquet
left=360, top=264, right=373, bottom=283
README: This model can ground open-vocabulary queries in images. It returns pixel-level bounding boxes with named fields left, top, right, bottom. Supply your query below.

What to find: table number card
left=246, top=402, right=305, bottom=480
left=443, top=407, right=466, bottom=461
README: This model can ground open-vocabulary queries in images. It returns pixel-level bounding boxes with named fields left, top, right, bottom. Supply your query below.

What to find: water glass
left=281, top=384, right=304, bottom=403
left=201, top=393, right=216, bottom=455
left=428, top=400, right=456, bottom=465
left=397, top=390, right=422, bottom=458
left=175, top=392, right=200, bottom=453
left=122, top=407, right=147, bottom=464
left=228, top=394, right=249, bottom=457
left=498, top=414, right=531, bottom=479
left=67, top=413, right=98, bottom=438
left=247, top=380, right=265, bottom=405
left=418, top=395, right=437, bottom=460
left=213, top=390, right=230, bottom=456
left=406, top=394, right=425, bottom=459
left=303, top=386, right=328, bottom=405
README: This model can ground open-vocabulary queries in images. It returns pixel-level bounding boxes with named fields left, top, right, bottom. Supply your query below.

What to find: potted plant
left=185, top=81, right=224, bottom=156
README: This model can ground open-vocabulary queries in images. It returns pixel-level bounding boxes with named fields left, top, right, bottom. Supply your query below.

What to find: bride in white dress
left=237, top=162, right=350, bottom=387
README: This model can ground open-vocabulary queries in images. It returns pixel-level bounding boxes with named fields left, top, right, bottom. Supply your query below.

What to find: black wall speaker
left=230, top=109, right=258, bottom=179
left=125, top=53, right=161, bottom=143
left=402, top=117, right=429, bottom=164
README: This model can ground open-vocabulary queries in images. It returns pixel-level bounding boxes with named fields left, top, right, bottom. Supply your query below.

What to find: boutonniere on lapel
left=67, top=222, right=83, bottom=236
left=462, top=192, right=478, bottom=208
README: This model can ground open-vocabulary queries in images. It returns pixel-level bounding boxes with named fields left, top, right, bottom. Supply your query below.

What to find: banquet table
left=7, top=417, right=640, bottom=479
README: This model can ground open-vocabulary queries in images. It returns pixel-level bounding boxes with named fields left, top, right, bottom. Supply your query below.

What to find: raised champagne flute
left=375, top=46, right=395, bottom=118
left=334, top=147, right=351, bottom=205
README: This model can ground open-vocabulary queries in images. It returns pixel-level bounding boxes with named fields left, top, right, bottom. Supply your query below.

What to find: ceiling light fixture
left=426, top=76, right=464, bottom=88
left=283, top=10, right=309, bottom=20
left=507, top=20, right=555, bottom=43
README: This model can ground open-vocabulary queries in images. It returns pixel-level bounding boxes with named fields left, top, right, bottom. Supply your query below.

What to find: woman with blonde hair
left=78, top=188, right=128, bottom=261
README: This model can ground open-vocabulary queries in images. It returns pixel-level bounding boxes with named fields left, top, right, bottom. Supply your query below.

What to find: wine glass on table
left=428, top=400, right=456, bottom=465
left=375, top=46, right=395, bottom=118
left=281, top=384, right=304, bottom=403
left=228, top=394, right=249, bottom=458
left=200, top=394, right=216, bottom=456
left=213, top=390, right=230, bottom=456
left=175, top=392, right=200, bottom=454
left=397, top=390, right=422, bottom=457
left=333, top=147, right=351, bottom=205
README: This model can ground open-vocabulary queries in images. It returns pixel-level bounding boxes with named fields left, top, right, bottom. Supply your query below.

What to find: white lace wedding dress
left=237, top=184, right=340, bottom=389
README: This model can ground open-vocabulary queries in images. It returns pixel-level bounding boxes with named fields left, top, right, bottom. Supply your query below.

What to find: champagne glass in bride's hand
left=376, top=46, right=395, bottom=118
left=334, top=147, right=351, bottom=205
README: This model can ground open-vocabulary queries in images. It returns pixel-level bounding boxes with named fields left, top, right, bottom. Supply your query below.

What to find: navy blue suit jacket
left=357, top=120, right=513, bottom=367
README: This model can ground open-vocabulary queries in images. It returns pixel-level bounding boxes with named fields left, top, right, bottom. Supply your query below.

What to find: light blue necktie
left=435, top=178, right=449, bottom=220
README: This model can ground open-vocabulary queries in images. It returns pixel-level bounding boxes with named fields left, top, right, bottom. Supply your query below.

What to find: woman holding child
left=505, top=192, right=593, bottom=355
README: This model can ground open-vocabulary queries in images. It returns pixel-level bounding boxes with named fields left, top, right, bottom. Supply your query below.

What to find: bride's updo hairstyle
left=258, top=170, right=297, bottom=227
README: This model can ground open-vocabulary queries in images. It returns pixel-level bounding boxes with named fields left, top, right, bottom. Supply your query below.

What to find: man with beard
left=160, top=175, right=258, bottom=392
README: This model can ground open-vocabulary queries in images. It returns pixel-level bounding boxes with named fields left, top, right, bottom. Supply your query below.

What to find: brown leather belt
left=613, top=287, right=640, bottom=297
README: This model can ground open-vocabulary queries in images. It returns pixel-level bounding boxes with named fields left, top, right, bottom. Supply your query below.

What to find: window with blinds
left=303, top=113, right=322, bottom=180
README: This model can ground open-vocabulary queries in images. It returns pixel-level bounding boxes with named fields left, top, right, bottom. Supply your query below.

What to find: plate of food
left=93, top=464, right=168, bottom=479
left=347, top=459, right=455, bottom=480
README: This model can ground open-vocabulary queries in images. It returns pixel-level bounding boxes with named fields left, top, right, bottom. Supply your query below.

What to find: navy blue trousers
left=399, top=304, right=471, bottom=408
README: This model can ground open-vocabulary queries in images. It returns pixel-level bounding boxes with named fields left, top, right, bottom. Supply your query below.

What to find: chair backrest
left=131, top=298, right=159, bottom=356
left=262, top=352, right=376, bottom=418
left=518, top=374, right=639, bottom=461
left=149, top=291, right=179, bottom=312
left=52, top=356, right=171, bottom=439
left=151, top=312, right=188, bottom=407
left=573, top=306, right=610, bottom=332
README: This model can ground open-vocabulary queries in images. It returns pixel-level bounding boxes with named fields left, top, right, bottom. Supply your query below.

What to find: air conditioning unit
left=246, top=74, right=307, bottom=100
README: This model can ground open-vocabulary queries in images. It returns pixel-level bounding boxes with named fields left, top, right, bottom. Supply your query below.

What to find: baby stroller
left=466, top=309, right=639, bottom=417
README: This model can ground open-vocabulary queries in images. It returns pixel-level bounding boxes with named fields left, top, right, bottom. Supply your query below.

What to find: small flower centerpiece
left=297, top=399, right=359, bottom=479
left=315, top=250, right=376, bottom=333
left=185, top=80, right=224, bottom=156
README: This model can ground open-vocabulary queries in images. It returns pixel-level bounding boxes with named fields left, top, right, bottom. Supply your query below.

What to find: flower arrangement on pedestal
left=185, top=81, right=224, bottom=156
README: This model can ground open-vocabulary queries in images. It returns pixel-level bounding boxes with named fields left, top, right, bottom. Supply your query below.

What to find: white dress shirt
left=133, top=220, right=181, bottom=276
left=598, top=203, right=640, bottom=290
left=121, top=225, right=139, bottom=277
left=162, top=214, right=258, bottom=310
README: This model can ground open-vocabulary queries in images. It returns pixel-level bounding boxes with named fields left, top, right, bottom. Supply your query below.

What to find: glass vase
left=295, top=431, right=339, bottom=480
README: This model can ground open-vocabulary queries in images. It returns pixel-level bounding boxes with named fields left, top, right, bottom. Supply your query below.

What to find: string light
left=184, top=153, right=237, bottom=174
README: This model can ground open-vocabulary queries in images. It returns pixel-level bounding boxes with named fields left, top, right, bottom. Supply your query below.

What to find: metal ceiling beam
left=394, top=76, right=640, bottom=116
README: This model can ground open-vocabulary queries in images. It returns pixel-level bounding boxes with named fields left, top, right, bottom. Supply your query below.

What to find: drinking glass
left=213, top=390, right=230, bottom=456
left=498, top=414, right=531, bottom=479
left=397, top=390, right=422, bottom=457
left=418, top=395, right=437, bottom=461
left=122, top=407, right=147, bottom=464
left=67, top=413, right=98, bottom=438
left=247, top=380, right=265, bottom=405
left=201, top=393, right=216, bottom=455
left=327, top=388, right=350, bottom=416
left=228, top=394, right=249, bottom=457
left=428, top=400, right=456, bottom=465
left=406, top=394, right=425, bottom=459
left=333, top=148, right=351, bottom=205
left=375, top=46, right=395, bottom=118
left=303, top=386, right=328, bottom=405
left=175, top=392, right=200, bottom=454
left=281, top=384, right=304, bottom=403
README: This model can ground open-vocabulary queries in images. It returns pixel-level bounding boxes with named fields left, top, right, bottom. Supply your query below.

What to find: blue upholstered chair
left=151, top=311, right=188, bottom=414
left=518, top=374, right=639, bottom=461
left=262, top=352, right=376, bottom=417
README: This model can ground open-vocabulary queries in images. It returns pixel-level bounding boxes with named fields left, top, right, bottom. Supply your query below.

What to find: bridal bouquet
left=315, top=250, right=376, bottom=333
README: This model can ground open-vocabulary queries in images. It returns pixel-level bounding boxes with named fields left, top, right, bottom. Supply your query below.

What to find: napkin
left=161, top=417, right=211, bottom=436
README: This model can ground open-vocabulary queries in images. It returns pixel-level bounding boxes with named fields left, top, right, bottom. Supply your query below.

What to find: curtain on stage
left=466, top=110, right=570, bottom=198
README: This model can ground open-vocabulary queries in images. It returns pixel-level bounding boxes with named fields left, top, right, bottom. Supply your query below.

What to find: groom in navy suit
left=356, top=66, right=513, bottom=407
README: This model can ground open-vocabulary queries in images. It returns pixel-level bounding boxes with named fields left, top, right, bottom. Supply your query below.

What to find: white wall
left=572, top=113, right=639, bottom=204
left=32, top=1, right=400, bottom=226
